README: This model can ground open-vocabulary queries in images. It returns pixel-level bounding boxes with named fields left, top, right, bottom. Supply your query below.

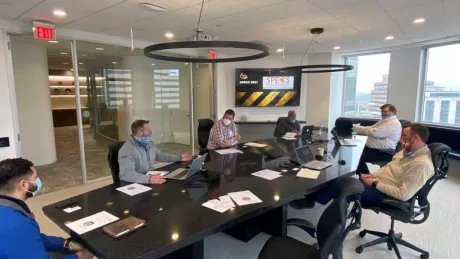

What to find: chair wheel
left=387, top=243, right=392, bottom=250
left=421, top=252, right=429, bottom=259
left=355, top=246, right=364, bottom=254
left=359, top=230, right=366, bottom=237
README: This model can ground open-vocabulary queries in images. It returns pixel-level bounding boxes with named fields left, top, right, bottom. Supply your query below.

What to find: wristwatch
left=372, top=181, right=379, bottom=188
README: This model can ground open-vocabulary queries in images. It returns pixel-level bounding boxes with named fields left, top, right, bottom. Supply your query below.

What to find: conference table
left=43, top=134, right=367, bottom=259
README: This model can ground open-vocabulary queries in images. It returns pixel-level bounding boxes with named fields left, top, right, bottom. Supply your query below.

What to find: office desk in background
left=43, top=135, right=366, bottom=259
left=234, top=120, right=306, bottom=142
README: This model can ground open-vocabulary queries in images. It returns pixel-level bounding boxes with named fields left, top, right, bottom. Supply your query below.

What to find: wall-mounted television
left=235, top=68, right=301, bottom=107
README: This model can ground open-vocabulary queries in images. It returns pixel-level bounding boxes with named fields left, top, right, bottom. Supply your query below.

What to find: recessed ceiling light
left=112, top=61, right=117, bottom=64
left=334, top=46, right=341, bottom=50
left=139, top=2, right=167, bottom=12
left=53, top=9, right=67, bottom=17
left=276, top=48, right=284, bottom=53
left=48, top=40, right=59, bottom=44
left=385, top=35, right=394, bottom=40
left=62, top=62, right=69, bottom=65
left=165, top=32, right=174, bottom=39
left=151, top=63, right=155, bottom=66
left=60, top=52, right=68, bottom=55
left=79, top=62, right=83, bottom=65
left=413, top=18, right=425, bottom=24
left=96, top=47, right=104, bottom=50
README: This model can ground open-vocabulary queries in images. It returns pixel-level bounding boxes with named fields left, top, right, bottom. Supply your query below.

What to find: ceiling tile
left=234, top=0, right=291, bottom=9
left=309, top=0, right=367, bottom=10
left=18, top=0, right=126, bottom=25
left=325, top=0, right=384, bottom=20
left=388, top=2, right=446, bottom=33
left=0, top=0, right=43, bottom=20
left=191, top=0, right=256, bottom=21
left=375, top=0, right=441, bottom=11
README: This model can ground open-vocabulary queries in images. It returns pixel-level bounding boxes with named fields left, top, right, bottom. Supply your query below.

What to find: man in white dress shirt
left=354, top=104, right=402, bottom=174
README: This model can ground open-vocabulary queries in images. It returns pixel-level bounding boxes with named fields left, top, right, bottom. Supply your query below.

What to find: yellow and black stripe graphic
left=236, top=91, right=298, bottom=107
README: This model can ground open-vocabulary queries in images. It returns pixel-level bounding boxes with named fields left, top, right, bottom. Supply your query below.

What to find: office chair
left=355, top=143, right=450, bottom=259
left=198, top=119, right=214, bottom=155
left=258, top=177, right=364, bottom=259
left=107, top=141, right=126, bottom=183
left=273, top=117, right=287, bottom=137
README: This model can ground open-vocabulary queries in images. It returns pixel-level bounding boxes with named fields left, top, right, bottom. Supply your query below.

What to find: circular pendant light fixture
left=282, top=64, right=354, bottom=73
left=143, top=0, right=270, bottom=63
left=282, top=28, right=354, bottom=73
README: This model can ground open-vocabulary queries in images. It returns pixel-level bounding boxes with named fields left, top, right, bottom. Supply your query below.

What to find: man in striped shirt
left=207, top=109, right=241, bottom=150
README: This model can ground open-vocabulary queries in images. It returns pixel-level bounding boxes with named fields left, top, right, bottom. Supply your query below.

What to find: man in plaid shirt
left=207, top=109, right=241, bottom=150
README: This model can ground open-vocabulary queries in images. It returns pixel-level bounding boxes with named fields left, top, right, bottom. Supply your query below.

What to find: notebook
left=103, top=216, right=146, bottom=238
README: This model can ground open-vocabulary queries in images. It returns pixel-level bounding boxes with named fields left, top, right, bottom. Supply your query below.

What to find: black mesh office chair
left=107, top=141, right=126, bottom=183
left=258, top=177, right=364, bottom=259
left=198, top=119, right=214, bottom=155
left=273, top=117, right=287, bottom=138
left=355, top=143, right=450, bottom=259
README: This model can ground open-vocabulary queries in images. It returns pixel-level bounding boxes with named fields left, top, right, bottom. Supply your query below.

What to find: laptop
left=331, top=129, right=358, bottom=146
left=164, top=154, right=208, bottom=181
left=302, top=125, right=315, bottom=135
left=293, top=145, right=332, bottom=170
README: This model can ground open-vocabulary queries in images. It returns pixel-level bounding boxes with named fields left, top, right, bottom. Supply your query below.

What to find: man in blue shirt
left=0, top=158, right=93, bottom=259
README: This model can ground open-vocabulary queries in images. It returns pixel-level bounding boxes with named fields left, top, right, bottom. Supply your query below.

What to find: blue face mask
left=381, top=113, right=392, bottom=119
left=133, top=132, right=152, bottom=144
left=26, top=177, right=42, bottom=197
left=288, top=116, right=296, bottom=123
left=403, top=150, right=415, bottom=158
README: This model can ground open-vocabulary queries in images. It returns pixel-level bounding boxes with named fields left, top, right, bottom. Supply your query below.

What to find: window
left=343, top=53, right=391, bottom=117
left=154, top=69, right=181, bottom=109
left=421, top=43, right=460, bottom=126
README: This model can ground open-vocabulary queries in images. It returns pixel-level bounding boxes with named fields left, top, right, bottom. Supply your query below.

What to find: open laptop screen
left=294, top=145, right=315, bottom=164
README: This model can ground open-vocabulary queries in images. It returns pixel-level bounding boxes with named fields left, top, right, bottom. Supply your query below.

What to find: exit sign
left=33, top=21, right=56, bottom=41
left=208, top=50, right=217, bottom=59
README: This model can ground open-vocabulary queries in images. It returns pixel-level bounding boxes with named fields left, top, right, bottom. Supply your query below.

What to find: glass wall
left=343, top=53, right=391, bottom=117
left=421, top=43, right=460, bottom=126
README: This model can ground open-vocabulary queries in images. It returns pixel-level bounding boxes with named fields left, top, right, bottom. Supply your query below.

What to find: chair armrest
left=381, top=198, right=411, bottom=211
left=286, top=218, right=316, bottom=238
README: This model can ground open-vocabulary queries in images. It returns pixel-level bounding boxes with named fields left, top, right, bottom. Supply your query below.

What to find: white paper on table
left=281, top=169, right=288, bottom=173
left=251, top=169, right=282, bottom=180
left=116, top=183, right=152, bottom=196
left=63, top=206, right=82, bottom=213
left=296, top=168, right=321, bottom=179
left=244, top=142, right=267, bottom=148
left=219, top=195, right=235, bottom=208
left=228, top=190, right=263, bottom=206
left=214, top=148, right=243, bottom=155
left=284, top=132, right=297, bottom=138
left=65, top=211, right=119, bottom=235
left=147, top=171, right=169, bottom=176
left=281, top=136, right=297, bottom=140
left=202, top=199, right=229, bottom=213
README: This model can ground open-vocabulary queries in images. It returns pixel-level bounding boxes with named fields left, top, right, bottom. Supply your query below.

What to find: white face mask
left=223, top=119, right=231, bottom=126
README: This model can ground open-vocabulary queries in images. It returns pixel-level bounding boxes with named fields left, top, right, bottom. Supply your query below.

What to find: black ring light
left=144, top=41, right=270, bottom=63
left=282, top=64, right=354, bottom=73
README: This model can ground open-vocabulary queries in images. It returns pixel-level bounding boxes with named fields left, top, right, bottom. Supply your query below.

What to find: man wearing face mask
left=354, top=104, right=402, bottom=174
left=207, top=109, right=241, bottom=150
left=275, top=110, right=301, bottom=137
left=0, top=158, right=93, bottom=259
left=118, top=120, right=193, bottom=184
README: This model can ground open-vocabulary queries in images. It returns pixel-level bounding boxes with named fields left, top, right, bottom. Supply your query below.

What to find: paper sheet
left=215, top=148, right=243, bottom=155
left=244, top=142, right=267, bottom=148
left=219, top=195, right=235, bottom=209
left=228, top=190, right=263, bottom=206
left=63, top=206, right=82, bottom=213
left=202, top=199, right=229, bottom=213
left=65, top=211, right=119, bottom=235
left=147, top=171, right=169, bottom=177
left=116, top=183, right=152, bottom=196
left=281, top=136, right=297, bottom=140
left=296, top=168, right=321, bottom=179
left=284, top=132, right=297, bottom=138
left=251, top=169, right=282, bottom=180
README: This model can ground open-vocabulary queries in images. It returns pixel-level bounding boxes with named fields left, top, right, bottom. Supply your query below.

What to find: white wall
left=11, top=39, right=57, bottom=165
left=0, top=30, right=18, bottom=159
left=215, top=55, right=307, bottom=121
left=387, top=47, right=423, bottom=121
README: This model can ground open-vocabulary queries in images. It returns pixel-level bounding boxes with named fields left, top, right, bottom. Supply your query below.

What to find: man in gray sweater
left=118, top=120, right=192, bottom=184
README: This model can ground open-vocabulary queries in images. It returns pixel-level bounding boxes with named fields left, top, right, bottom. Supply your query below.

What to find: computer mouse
left=338, top=159, right=346, bottom=165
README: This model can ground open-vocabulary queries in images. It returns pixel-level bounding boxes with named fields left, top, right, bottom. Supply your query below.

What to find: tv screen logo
left=263, top=76, right=294, bottom=90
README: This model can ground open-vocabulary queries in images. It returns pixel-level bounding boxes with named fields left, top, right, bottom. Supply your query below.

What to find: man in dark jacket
left=275, top=110, right=301, bottom=137
left=0, top=158, right=93, bottom=259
